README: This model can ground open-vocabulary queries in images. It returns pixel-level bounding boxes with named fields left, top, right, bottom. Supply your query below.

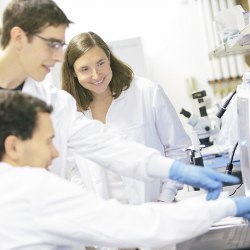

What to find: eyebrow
left=45, top=37, right=65, bottom=43
left=48, top=135, right=55, bottom=141
left=78, top=58, right=107, bottom=70
left=97, top=58, right=107, bottom=63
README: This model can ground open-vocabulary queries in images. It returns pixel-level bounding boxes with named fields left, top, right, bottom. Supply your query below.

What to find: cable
left=229, top=183, right=243, bottom=196
left=225, top=141, right=238, bottom=175
left=226, top=141, right=242, bottom=196
left=216, top=90, right=236, bottom=118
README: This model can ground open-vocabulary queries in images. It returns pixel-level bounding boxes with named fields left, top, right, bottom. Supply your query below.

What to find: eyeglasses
left=34, top=34, right=66, bottom=51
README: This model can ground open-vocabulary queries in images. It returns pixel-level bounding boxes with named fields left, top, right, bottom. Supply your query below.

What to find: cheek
left=77, top=75, right=91, bottom=87
left=38, top=146, right=51, bottom=163
left=106, top=68, right=113, bottom=81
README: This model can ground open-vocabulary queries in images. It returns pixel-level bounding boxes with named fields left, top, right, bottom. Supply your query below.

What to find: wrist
left=147, top=155, right=174, bottom=178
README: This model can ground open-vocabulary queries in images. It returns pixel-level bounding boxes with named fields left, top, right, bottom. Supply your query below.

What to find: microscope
left=180, top=90, right=214, bottom=148
left=180, top=91, right=212, bottom=190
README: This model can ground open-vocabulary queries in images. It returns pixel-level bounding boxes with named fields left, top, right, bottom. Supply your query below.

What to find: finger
left=199, top=176, right=222, bottom=190
left=206, top=189, right=220, bottom=200
left=212, top=172, right=240, bottom=184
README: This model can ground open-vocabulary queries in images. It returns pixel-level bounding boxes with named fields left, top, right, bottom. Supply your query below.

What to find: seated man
left=0, top=90, right=250, bottom=250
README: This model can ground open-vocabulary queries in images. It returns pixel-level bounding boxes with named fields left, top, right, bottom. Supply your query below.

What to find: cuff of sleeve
left=147, top=156, right=175, bottom=178
left=158, top=188, right=177, bottom=202
left=208, top=198, right=237, bottom=222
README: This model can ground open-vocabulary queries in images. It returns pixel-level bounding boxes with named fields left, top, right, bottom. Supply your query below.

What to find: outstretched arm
left=168, top=160, right=240, bottom=200
left=65, top=93, right=239, bottom=200
left=34, top=170, right=238, bottom=248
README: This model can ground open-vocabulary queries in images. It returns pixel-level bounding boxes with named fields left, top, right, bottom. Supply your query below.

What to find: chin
left=36, top=74, right=47, bottom=82
left=32, top=70, right=48, bottom=82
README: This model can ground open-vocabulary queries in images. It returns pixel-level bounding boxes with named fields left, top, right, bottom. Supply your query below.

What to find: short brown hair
left=1, top=0, right=72, bottom=48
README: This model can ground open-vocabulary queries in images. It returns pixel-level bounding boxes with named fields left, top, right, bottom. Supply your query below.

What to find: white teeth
left=93, top=80, right=103, bottom=86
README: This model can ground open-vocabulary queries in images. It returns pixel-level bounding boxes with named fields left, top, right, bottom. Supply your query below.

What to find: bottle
left=237, top=71, right=250, bottom=196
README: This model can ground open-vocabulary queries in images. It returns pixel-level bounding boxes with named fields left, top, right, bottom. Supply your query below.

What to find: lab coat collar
left=0, top=162, right=12, bottom=169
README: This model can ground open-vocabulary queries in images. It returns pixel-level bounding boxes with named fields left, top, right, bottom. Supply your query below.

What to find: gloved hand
left=169, top=161, right=240, bottom=200
left=232, top=197, right=250, bottom=219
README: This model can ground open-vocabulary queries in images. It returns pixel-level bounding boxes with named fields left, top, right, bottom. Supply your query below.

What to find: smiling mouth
left=43, top=64, right=54, bottom=72
left=92, top=78, right=104, bottom=86
left=42, top=65, right=50, bottom=73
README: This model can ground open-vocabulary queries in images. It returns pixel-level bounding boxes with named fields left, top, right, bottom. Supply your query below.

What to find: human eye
left=79, top=67, right=89, bottom=73
left=49, top=41, right=62, bottom=49
left=48, top=40, right=65, bottom=50
left=46, top=138, right=53, bottom=145
left=97, top=60, right=106, bottom=67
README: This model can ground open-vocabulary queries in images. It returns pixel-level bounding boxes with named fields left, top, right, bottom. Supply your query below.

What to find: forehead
left=33, top=112, right=54, bottom=137
left=74, top=46, right=107, bottom=66
left=38, top=24, right=67, bottom=40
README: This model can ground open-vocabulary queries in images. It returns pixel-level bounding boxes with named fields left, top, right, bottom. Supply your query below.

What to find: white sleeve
left=33, top=172, right=237, bottom=249
left=66, top=96, right=174, bottom=181
left=158, top=179, right=183, bottom=202
left=152, top=84, right=191, bottom=162
left=152, top=84, right=191, bottom=201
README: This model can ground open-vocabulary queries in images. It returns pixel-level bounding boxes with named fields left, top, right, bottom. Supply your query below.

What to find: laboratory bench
left=175, top=152, right=250, bottom=250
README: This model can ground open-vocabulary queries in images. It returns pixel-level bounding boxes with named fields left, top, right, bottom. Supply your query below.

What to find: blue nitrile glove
left=169, top=161, right=240, bottom=200
left=232, top=197, right=250, bottom=219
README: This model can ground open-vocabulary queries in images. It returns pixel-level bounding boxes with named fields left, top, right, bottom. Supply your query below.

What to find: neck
left=92, top=88, right=112, bottom=102
left=0, top=48, right=27, bottom=89
left=2, top=157, right=19, bottom=167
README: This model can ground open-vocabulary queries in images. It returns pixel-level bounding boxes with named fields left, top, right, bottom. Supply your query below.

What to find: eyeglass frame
left=33, top=34, right=66, bottom=51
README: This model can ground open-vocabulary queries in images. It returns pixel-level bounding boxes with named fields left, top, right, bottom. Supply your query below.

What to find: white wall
left=54, top=0, right=213, bottom=132
left=0, top=0, right=219, bottom=133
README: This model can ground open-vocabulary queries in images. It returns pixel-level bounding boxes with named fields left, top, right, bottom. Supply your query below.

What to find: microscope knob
left=204, top=126, right=210, bottom=131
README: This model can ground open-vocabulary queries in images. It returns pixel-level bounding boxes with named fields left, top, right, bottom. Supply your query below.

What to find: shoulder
left=0, top=163, right=49, bottom=188
left=24, top=78, right=77, bottom=108
left=129, top=76, right=163, bottom=98
left=43, top=80, right=76, bottom=104
left=132, top=76, right=157, bottom=87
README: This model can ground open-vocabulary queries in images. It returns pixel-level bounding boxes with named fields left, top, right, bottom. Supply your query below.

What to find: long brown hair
left=62, top=31, right=134, bottom=111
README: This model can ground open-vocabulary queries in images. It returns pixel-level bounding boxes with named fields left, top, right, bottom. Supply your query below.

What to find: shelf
left=209, top=24, right=250, bottom=58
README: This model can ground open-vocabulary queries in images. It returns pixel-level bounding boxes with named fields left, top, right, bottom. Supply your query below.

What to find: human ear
left=10, top=26, right=27, bottom=50
left=4, top=135, right=22, bottom=162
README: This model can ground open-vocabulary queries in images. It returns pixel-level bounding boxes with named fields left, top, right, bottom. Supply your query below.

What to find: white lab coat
left=215, top=94, right=239, bottom=159
left=0, top=162, right=237, bottom=250
left=21, top=78, right=174, bottom=181
left=70, top=76, right=191, bottom=204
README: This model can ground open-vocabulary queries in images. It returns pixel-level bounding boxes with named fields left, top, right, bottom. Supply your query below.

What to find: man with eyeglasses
left=0, top=0, right=243, bottom=247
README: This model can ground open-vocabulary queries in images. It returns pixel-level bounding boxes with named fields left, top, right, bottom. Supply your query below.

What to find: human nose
left=52, top=49, right=64, bottom=62
left=51, top=143, right=60, bottom=159
left=91, top=68, right=100, bottom=79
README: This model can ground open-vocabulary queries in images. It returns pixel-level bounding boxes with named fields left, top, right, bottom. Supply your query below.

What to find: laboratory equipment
left=237, top=71, right=250, bottom=197
left=216, top=91, right=237, bottom=118
left=185, top=132, right=204, bottom=191
left=189, top=131, right=204, bottom=167
left=180, top=90, right=214, bottom=147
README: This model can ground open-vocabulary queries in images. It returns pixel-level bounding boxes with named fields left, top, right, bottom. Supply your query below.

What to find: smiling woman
left=61, top=31, right=191, bottom=210
left=73, top=46, right=113, bottom=105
